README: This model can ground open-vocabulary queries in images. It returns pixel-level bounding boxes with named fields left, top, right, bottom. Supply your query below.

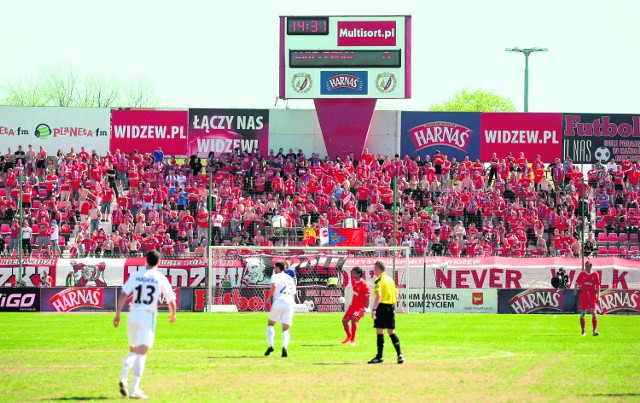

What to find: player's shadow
left=48, top=397, right=110, bottom=401
left=310, top=362, right=358, bottom=366
left=300, top=344, right=341, bottom=347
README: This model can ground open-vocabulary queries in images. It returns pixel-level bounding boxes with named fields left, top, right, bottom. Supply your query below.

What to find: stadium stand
left=1, top=146, right=639, bottom=259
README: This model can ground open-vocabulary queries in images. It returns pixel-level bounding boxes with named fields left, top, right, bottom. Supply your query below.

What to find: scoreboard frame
left=279, top=15, right=411, bottom=99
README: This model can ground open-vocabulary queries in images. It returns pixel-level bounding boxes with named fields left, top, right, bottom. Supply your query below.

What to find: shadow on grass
left=300, top=344, right=341, bottom=347
left=309, top=362, right=359, bottom=366
left=48, top=397, right=110, bottom=401
left=207, top=355, right=256, bottom=359
left=581, top=393, right=640, bottom=397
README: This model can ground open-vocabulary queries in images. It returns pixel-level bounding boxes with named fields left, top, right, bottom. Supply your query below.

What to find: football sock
left=390, top=333, right=402, bottom=355
left=592, top=315, right=598, bottom=332
left=120, top=352, right=136, bottom=380
left=267, top=325, right=275, bottom=348
left=350, top=321, right=358, bottom=340
left=131, top=354, right=146, bottom=391
left=580, top=317, right=586, bottom=333
left=282, top=330, right=290, bottom=349
left=343, top=322, right=352, bottom=339
left=376, top=334, right=384, bottom=358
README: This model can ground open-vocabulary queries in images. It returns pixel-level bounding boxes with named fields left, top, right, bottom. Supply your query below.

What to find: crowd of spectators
left=0, top=143, right=638, bottom=258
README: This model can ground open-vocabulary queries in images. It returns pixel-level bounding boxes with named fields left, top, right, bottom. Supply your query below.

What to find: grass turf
left=1, top=312, right=639, bottom=401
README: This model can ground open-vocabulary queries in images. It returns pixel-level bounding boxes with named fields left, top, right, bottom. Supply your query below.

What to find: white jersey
left=271, top=272, right=296, bottom=304
left=122, top=268, right=175, bottom=314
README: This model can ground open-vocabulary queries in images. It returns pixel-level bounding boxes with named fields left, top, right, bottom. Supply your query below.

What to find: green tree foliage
left=2, top=67, right=159, bottom=108
left=430, top=89, right=517, bottom=112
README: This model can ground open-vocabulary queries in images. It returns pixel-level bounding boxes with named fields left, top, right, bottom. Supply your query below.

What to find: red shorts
left=343, top=306, right=365, bottom=321
left=579, top=292, right=598, bottom=311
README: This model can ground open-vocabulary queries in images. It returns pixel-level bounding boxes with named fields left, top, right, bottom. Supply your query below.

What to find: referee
left=368, top=261, right=404, bottom=364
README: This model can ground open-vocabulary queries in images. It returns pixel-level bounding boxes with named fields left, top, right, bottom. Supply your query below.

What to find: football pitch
left=1, top=313, right=639, bottom=401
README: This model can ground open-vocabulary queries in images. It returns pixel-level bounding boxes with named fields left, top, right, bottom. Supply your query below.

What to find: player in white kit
left=265, top=261, right=296, bottom=358
left=114, top=250, right=176, bottom=399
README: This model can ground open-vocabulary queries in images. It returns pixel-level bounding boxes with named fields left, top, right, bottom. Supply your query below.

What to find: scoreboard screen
left=280, top=15, right=411, bottom=99
left=289, top=50, right=402, bottom=68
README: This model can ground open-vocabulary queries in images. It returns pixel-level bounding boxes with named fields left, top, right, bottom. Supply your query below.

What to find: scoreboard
left=279, top=15, right=411, bottom=99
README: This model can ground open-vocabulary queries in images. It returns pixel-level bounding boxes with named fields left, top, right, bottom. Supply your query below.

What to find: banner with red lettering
left=2, top=256, right=639, bottom=290
left=0, top=258, right=57, bottom=287
left=192, top=287, right=343, bottom=312
left=479, top=112, right=563, bottom=162
left=563, top=113, right=640, bottom=164
left=498, top=288, right=640, bottom=314
left=400, top=112, right=480, bottom=160
left=0, top=107, right=110, bottom=154
left=110, top=109, right=188, bottom=155
left=123, top=258, right=208, bottom=287
left=187, top=109, right=269, bottom=158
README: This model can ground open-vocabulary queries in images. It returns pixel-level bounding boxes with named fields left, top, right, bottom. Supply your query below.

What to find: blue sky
left=1, top=0, right=639, bottom=113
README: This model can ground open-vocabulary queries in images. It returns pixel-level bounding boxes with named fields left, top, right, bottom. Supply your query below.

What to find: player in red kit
left=574, top=261, right=601, bottom=336
left=342, top=267, right=371, bottom=346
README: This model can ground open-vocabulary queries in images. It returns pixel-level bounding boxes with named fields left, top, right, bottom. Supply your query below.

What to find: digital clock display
left=287, top=17, right=329, bottom=35
left=289, top=50, right=402, bottom=68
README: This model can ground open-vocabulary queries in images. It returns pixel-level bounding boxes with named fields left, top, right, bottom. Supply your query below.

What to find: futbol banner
left=597, top=289, right=640, bottom=314
left=192, top=287, right=343, bottom=312
left=400, top=112, right=480, bottom=160
left=0, top=258, right=58, bottom=287
left=0, top=288, right=40, bottom=312
left=398, top=288, right=497, bottom=313
left=563, top=113, right=640, bottom=164
left=187, top=109, right=269, bottom=158
left=40, top=287, right=118, bottom=313
left=479, top=113, right=563, bottom=162
left=110, top=109, right=188, bottom=155
left=0, top=107, right=111, bottom=154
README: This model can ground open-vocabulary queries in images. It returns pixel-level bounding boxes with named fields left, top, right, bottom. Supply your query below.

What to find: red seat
left=58, top=238, right=65, bottom=247
left=0, top=224, right=9, bottom=235
left=608, top=233, right=618, bottom=243
left=619, top=233, right=629, bottom=244
left=597, top=233, right=607, bottom=243
left=597, top=246, right=608, bottom=256
left=631, top=233, right=639, bottom=244
left=0, top=188, right=6, bottom=197
left=619, top=246, right=628, bottom=256
left=32, top=200, right=41, bottom=210
left=596, top=221, right=605, bottom=230
left=608, top=246, right=618, bottom=256
left=630, top=246, right=639, bottom=255
left=38, top=188, right=47, bottom=198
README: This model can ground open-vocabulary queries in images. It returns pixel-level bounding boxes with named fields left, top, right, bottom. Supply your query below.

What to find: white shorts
left=127, top=310, right=156, bottom=348
left=268, top=299, right=294, bottom=326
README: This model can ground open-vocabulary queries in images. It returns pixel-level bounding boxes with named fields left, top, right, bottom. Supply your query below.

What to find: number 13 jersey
left=123, top=269, right=176, bottom=313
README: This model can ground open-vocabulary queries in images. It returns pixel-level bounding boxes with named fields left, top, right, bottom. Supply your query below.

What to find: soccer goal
left=205, top=245, right=411, bottom=314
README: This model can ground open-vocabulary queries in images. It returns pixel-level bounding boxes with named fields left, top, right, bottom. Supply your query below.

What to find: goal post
left=205, top=245, right=410, bottom=313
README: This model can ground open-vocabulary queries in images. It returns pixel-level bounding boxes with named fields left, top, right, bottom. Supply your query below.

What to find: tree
left=1, top=67, right=160, bottom=108
left=429, top=89, right=517, bottom=112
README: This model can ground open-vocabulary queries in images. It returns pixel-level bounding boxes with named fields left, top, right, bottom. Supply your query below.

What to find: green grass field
left=1, top=312, right=639, bottom=401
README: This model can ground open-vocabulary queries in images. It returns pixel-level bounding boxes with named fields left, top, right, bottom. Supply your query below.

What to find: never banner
left=1, top=256, right=639, bottom=290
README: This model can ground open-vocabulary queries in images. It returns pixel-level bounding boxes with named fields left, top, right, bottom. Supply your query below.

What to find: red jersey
left=575, top=270, right=600, bottom=295
left=350, top=279, right=370, bottom=310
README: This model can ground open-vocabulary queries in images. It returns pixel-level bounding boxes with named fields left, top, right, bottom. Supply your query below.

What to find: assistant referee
left=368, top=261, right=403, bottom=364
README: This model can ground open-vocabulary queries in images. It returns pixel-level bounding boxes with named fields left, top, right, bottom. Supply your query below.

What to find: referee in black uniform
left=368, top=261, right=403, bottom=364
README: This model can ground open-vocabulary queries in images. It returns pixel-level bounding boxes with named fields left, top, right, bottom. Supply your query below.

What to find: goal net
left=205, top=245, right=410, bottom=313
